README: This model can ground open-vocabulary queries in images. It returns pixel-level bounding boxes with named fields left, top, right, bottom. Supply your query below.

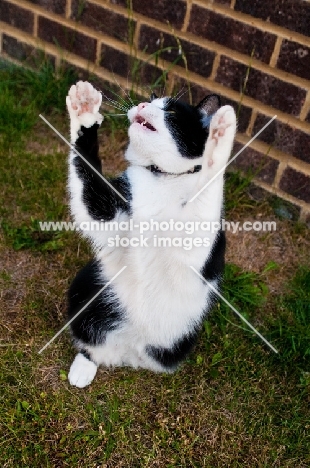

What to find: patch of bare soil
left=225, top=213, right=310, bottom=294
left=25, top=117, right=68, bottom=155
left=0, top=246, right=68, bottom=343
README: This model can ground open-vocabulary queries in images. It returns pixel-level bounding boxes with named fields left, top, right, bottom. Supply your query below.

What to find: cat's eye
left=166, top=110, right=176, bottom=114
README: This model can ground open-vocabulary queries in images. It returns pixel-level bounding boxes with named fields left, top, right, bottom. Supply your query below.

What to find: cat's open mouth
left=134, top=116, right=156, bottom=131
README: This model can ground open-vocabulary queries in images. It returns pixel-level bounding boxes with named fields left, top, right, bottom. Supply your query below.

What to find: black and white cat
left=66, top=81, right=236, bottom=388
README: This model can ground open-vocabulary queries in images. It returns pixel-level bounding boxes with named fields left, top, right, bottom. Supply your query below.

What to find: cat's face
left=126, top=94, right=220, bottom=173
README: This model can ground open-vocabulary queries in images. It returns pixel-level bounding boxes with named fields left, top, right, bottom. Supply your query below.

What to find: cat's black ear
left=196, top=94, right=221, bottom=129
left=150, top=92, right=158, bottom=102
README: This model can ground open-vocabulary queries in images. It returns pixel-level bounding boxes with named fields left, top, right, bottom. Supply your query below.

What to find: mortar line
left=6, top=0, right=310, bottom=90
left=181, top=0, right=193, bottom=33
left=269, top=36, right=282, bottom=68
left=66, top=0, right=72, bottom=18
left=1, top=24, right=308, bottom=133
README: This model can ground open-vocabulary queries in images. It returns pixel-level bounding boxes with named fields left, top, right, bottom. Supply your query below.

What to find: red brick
left=170, top=77, right=251, bottom=132
left=139, top=25, right=215, bottom=78
left=61, top=61, right=125, bottom=104
left=100, top=46, right=132, bottom=79
left=171, top=78, right=212, bottom=105
left=2, top=34, right=56, bottom=68
left=0, top=1, right=34, bottom=34
left=38, top=17, right=97, bottom=62
left=215, top=56, right=306, bottom=116
left=214, top=0, right=231, bottom=5
left=231, top=143, right=279, bottom=184
left=221, top=98, right=252, bottom=134
left=252, top=114, right=310, bottom=165
left=27, top=0, right=66, bottom=15
left=234, top=0, right=310, bottom=38
left=187, top=84, right=213, bottom=105
left=100, top=45, right=163, bottom=86
left=71, top=1, right=135, bottom=43
left=279, top=167, right=310, bottom=203
left=277, top=40, right=310, bottom=81
left=188, top=7, right=276, bottom=64
left=110, top=0, right=187, bottom=29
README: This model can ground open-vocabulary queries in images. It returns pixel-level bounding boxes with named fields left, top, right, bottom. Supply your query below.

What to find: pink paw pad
left=67, top=81, right=102, bottom=116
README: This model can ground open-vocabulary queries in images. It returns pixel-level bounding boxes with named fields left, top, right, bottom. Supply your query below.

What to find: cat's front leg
left=67, top=80, right=103, bottom=144
left=202, top=105, right=236, bottom=179
left=66, top=81, right=130, bottom=247
left=189, top=105, right=236, bottom=208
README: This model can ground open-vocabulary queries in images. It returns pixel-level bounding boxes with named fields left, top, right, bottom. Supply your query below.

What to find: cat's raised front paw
left=210, top=105, right=236, bottom=144
left=204, top=105, right=236, bottom=172
left=68, top=352, right=98, bottom=388
left=66, top=81, right=103, bottom=141
left=67, top=81, right=102, bottom=117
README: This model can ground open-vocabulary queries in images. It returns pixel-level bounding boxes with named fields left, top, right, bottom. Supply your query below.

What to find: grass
left=0, top=59, right=310, bottom=467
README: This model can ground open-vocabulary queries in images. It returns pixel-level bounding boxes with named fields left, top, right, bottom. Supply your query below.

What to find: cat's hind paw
left=68, top=352, right=98, bottom=388
left=66, top=81, right=103, bottom=141
left=204, top=105, right=236, bottom=174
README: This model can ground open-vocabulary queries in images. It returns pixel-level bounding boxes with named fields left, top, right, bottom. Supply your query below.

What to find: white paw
left=68, top=353, right=98, bottom=388
left=210, top=105, right=236, bottom=143
left=204, top=105, right=236, bottom=171
left=66, top=81, right=103, bottom=141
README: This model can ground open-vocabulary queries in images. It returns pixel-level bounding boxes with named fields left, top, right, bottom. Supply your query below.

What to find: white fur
left=68, top=352, right=98, bottom=388
left=66, top=82, right=236, bottom=386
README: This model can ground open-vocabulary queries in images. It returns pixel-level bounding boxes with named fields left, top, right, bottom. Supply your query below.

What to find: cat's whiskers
left=107, top=71, right=135, bottom=110
left=108, top=86, right=132, bottom=110
left=104, top=113, right=127, bottom=117
left=101, top=101, right=127, bottom=113
left=174, top=88, right=188, bottom=102
left=111, top=72, right=135, bottom=108
left=101, top=94, right=129, bottom=113
left=173, top=85, right=185, bottom=100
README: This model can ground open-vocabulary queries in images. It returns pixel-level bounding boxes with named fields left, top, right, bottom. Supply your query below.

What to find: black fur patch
left=75, top=123, right=101, bottom=172
left=201, top=230, right=226, bottom=281
left=164, top=99, right=207, bottom=159
left=146, top=329, right=199, bottom=369
left=68, top=260, right=123, bottom=345
left=73, top=124, right=131, bottom=220
left=80, top=349, right=92, bottom=361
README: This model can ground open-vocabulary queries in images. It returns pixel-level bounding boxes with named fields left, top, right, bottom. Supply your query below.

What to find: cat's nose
left=137, top=102, right=148, bottom=111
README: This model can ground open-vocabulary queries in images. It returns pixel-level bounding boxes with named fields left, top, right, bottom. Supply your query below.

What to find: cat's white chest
left=99, top=167, right=213, bottom=346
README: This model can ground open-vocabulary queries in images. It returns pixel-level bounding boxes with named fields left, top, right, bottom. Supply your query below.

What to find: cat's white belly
left=93, top=167, right=219, bottom=351
left=84, top=262, right=212, bottom=371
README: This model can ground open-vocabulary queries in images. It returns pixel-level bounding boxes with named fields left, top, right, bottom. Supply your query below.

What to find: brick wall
left=1, top=0, right=310, bottom=220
